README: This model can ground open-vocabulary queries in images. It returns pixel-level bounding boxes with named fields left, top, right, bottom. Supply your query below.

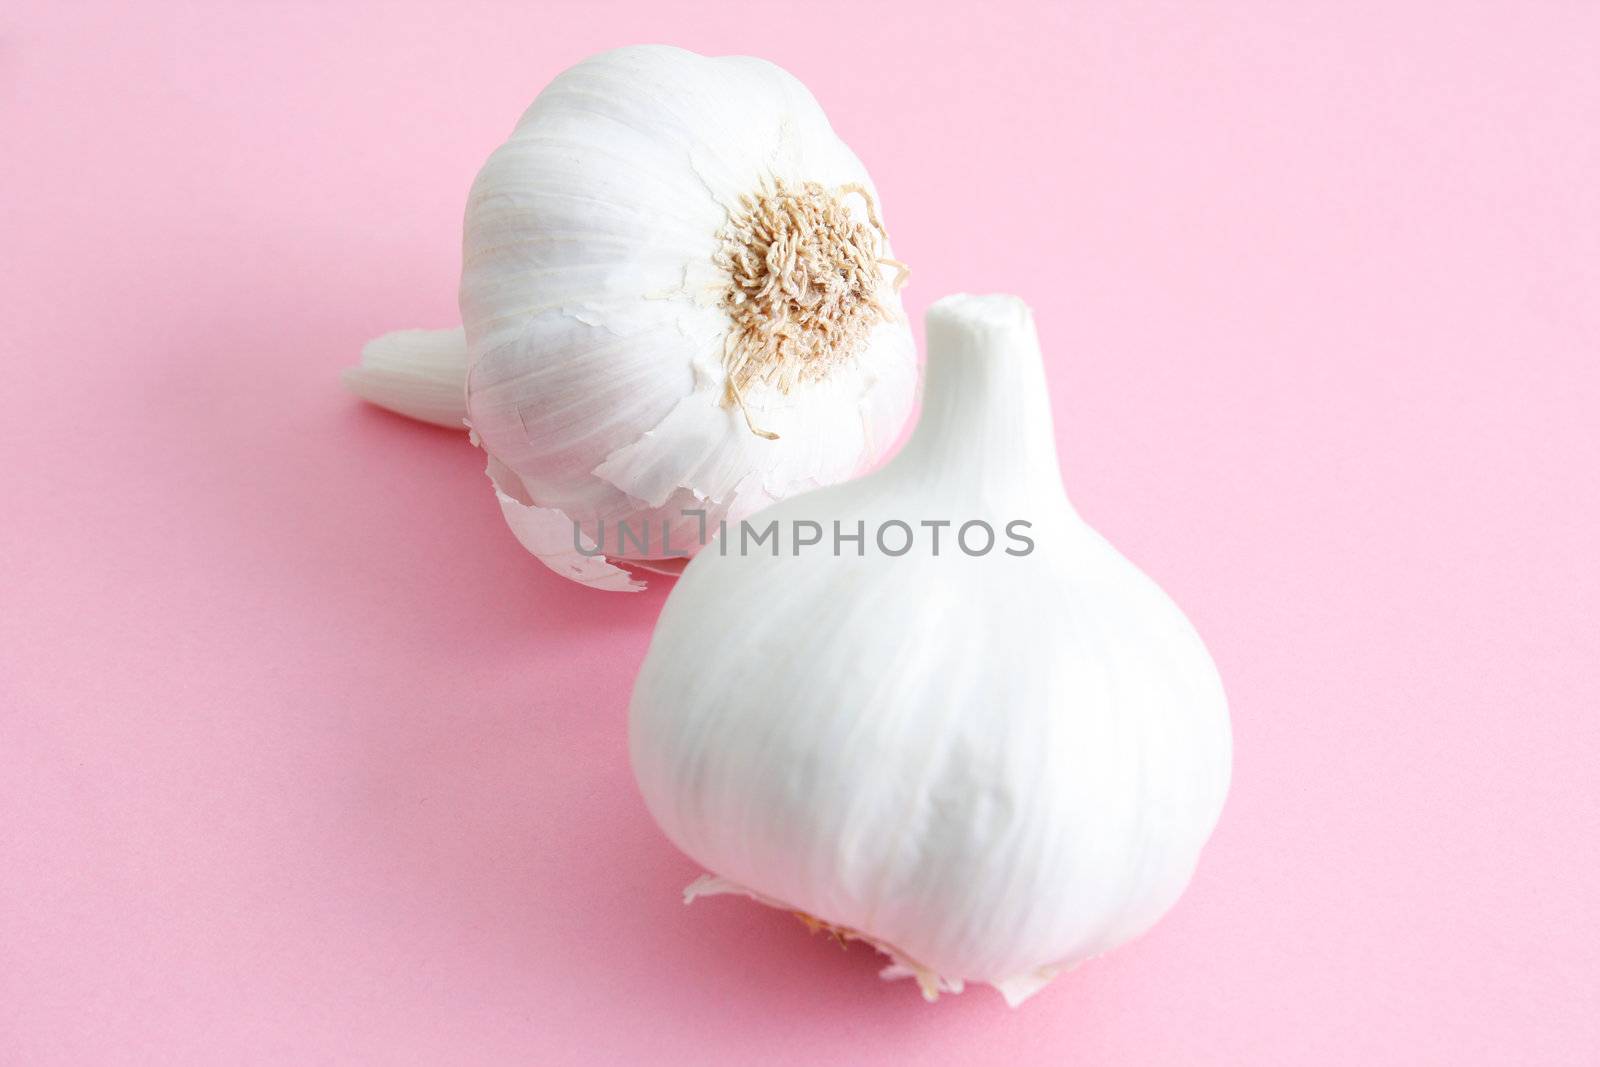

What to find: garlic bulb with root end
left=347, top=46, right=917, bottom=591
left=629, top=294, right=1231, bottom=1006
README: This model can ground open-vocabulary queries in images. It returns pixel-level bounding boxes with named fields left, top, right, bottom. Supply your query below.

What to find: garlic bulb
left=629, top=294, right=1231, bottom=1005
left=346, top=46, right=916, bottom=591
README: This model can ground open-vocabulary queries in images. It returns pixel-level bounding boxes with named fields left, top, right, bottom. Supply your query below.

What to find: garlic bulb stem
left=901, top=295, right=1063, bottom=502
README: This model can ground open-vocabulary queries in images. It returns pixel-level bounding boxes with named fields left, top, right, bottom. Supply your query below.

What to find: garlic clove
left=589, top=318, right=917, bottom=512
left=343, top=327, right=468, bottom=429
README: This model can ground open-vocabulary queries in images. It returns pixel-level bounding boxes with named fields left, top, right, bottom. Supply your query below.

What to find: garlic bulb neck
left=900, top=294, right=1064, bottom=503
left=716, top=180, right=907, bottom=436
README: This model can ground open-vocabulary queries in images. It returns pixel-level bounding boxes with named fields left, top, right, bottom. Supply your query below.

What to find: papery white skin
left=346, top=46, right=916, bottom=590
left=629, top=294, right=1231, bottom=1005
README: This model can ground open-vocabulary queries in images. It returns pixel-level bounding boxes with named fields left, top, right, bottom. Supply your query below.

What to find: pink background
left=4, top=2, right=1597, bottom=1063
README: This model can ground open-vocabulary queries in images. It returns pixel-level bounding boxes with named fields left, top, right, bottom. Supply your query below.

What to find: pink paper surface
left=4, top=3, right=1597, bottom=1063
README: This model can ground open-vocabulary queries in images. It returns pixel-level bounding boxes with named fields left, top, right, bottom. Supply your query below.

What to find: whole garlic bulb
left=346, top=46, right=916, bottom=591
left=629, top=294, right=1231, bottom=1005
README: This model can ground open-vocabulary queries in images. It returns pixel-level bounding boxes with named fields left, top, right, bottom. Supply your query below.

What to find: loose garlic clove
left=343, top=327, right=468, bottom=430
left=350, top=46, right=917, bottom=589
left=629, top=294, right=1231, bottom=1005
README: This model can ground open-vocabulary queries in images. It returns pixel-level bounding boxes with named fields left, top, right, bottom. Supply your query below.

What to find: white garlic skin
left=458, top=46, right=915, bottom=588
left=629, top=295, right=1230, bottom=1003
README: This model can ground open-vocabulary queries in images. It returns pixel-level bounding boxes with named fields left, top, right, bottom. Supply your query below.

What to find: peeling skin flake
left=486, top=458, right=643, bottom=592
left=627, top=557, right=690, bottom=578
left=681, top=874, right=1060, bottom=1006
